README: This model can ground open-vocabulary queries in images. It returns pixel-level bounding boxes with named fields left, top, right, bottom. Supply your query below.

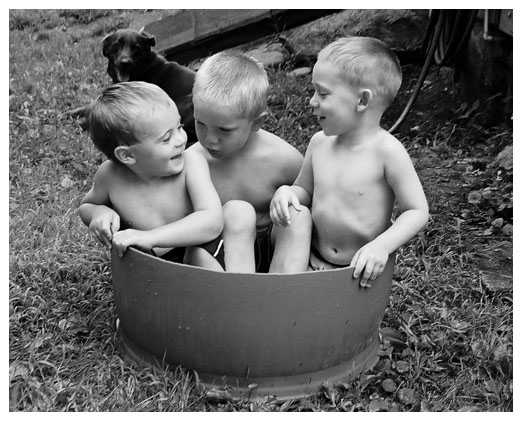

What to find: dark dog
left=102, top=29, right=197, bottom=144
left=66, top=29, right=197, bottom=144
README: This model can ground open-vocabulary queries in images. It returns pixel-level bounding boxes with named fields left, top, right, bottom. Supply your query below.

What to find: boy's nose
left=175, top=129, right=187, bottom=148
left=204, top=131, right=219, bottom=146
left=309, top=94, right=318, bottom=108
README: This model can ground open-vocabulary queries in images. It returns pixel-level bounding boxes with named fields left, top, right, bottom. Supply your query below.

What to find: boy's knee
left=270, top=206, right=312, bottom=274
left=223, top=200, right=256, bottom=221
left=223, top=200, right=256, bottom=236
left=273, top=206, right=312, bottom=242
left=289, top=206, right=312, bottom=229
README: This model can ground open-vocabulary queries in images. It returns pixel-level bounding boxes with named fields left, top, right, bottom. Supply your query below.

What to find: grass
left=9, top=9, right=513, bottom=411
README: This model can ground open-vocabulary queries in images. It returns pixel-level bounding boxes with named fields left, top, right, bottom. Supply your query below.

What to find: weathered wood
left=143, top=9, right=342, bottom=64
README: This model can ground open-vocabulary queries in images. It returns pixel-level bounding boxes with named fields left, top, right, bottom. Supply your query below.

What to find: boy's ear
left=114, top=145, right=136, bottom=165
left=251, top=111, right=268, bottom=131
left=357, top=89, right=372, bottom=111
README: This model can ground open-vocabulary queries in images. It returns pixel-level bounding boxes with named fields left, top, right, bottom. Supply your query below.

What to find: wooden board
left=143, top=9, right=342, bottom=64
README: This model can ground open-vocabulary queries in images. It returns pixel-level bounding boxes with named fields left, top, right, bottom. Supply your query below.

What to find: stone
left=246, top=45, right=286, bottom=67
left=494, top=145, right=513, bottom=170
left=480, top=270, right=512, bottom=293
left=288, top=67, right=311, bottom=77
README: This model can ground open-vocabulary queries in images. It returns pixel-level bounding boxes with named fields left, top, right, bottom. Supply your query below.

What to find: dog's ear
left=139, top=31, right=156, bottom=48
left=102, top=33, right=117, bottom=57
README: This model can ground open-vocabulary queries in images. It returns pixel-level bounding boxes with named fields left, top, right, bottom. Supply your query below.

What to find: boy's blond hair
left=87, top=81, right=172, bottom=163
left=318, top=36, right=402, bottom=108
left=193, top=51, right=268, bottom=119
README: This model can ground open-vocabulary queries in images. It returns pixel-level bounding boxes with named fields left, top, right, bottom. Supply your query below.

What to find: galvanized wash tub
left=111, top=247, right=394, bottom=400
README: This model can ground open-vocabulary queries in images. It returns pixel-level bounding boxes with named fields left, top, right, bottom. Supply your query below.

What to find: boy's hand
left=270, top=186, right=302, bottom=226
left=88, top=207, right=120, bottom=248
left=350, top=241, right=389, bottom=287
left=112, top=229, right=154, bottom=258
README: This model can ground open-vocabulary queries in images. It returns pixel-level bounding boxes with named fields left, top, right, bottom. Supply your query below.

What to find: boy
left=79, top=82, right=223, bottom=265
left=187, top=51, right=303, bottom=272
left=269, top=37, right=429, bottom=286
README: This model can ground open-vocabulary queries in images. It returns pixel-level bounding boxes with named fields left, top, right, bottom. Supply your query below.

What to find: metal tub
left=111, top=247, right=394, bottom=400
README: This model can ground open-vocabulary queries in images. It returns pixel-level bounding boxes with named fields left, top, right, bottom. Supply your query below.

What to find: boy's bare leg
left=222, top=200, right=256, bottom=273
left=184, top=246, right=224, bottom=271
left=269, top=206, right=312, bottom=273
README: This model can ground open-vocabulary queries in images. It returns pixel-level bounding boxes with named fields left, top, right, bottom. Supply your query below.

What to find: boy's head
left=87, top=81, right=181, bottom=164
left=192, top=51, right=269, bottom=120
left=191, top=52, right=269, bottom=159
left=317, top=36, right=402, bottom=109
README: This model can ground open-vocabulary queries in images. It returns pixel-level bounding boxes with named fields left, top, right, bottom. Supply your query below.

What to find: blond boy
left=188, top=51, right=303, bottom=272
left=79, top=82, right=223, bottom=265
left=270, top=37, right=429, bottom=286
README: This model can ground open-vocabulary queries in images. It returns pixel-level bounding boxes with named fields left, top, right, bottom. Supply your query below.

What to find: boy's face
left=127, top=100, right=187, bottom=177
left=193, top=99, right=256, bottom=160
left=310, top=59, right=362, bottom=137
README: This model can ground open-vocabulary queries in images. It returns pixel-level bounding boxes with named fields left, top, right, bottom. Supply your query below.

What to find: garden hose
left=388, top=9, right=479, bottom=134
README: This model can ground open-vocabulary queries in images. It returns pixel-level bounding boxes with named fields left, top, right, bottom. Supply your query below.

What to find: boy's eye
left=161, top=130, right=174, bottom=142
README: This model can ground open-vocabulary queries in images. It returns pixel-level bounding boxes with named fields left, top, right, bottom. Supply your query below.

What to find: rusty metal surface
left=111, top=247, right=394, bottom=399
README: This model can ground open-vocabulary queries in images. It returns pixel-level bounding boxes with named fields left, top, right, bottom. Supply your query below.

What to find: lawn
left=9, top=9, right=513, bottom=411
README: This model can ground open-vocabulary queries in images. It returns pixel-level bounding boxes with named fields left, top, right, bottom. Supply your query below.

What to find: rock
left=494, top=145, right=513, bottom=170
left=397, top=388, right=417, bottom=405
left=502, top=224, right=513, bottom=235
left=246, top=44, right=287, bottom=67
left=475, top=240, right=512, bottom=293
left=368, top=399, right=389, bottom=412
left=479, top=270, right=512, bottom=293
left=288, top=67, right=311, bottom=77
left=285, top=10, right=428, bottom=57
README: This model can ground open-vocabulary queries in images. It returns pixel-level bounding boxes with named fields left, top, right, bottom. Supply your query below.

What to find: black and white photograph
left=8, top=7, right=514, bottom=412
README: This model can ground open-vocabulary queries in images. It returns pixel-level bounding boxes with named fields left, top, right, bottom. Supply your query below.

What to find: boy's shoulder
left=93, top=159, right=131, bottom=186
left=372, top=130, right=417, bottom=171
left=308, top=130, right=336, bottom=150
left=186, top=142, right=204, bottom=154
left=375, top=130, right=408, bottom=156
left=95, top=159, right=121, bottom=178
left=256, top=129, right=303, bottom=161
left=259, top=129, right=298, bottom=151
left=186, top=142, right=209, bottom=160
left=183, top=147, right=209, bottom=168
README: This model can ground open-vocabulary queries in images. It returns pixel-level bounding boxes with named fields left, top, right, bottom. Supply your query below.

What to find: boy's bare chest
left=209, top=159, right=276, bottom=209
left=111, top=179, right=191, bottom=229
left=313, top=147, right=384, bottom=195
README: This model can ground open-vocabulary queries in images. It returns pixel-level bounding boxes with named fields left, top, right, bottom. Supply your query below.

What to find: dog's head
left=102, top=29, right=156, bottom=83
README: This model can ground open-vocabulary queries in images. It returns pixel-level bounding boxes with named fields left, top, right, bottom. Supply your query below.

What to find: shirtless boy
left=79, top=82, right=223, bottom=265
left=188, top=51, right=303, bottom=272
left=269, top=36, right=429, bottom=286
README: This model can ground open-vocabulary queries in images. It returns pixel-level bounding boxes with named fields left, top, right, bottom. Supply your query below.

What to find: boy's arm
left=351, top=137, right=429, bottom=286
left=182, top=149, right=224, bottom=243
left=270, top=137, right=316, bottom=226
left=111, top=150, right=223, bottom=256
left=79, top=161, right=121, bottom=248
left=278, top=143, right=304, bottom=187
left=292, top=141, right=315, bottom=205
